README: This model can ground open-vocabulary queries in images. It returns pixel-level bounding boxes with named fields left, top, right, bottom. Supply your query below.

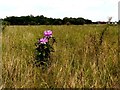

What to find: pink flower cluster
left=39, top=30, right=52, bottom=44
left=39, top=38, right=48, bottom=44
left=44, top=30, right=52, bottom=37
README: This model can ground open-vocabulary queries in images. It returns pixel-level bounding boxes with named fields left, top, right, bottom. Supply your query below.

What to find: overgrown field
left=2, top=25, right=120, bottom=88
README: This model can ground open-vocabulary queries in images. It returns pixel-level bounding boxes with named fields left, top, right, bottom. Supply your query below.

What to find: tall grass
left=2, top=25, right=119, bottom=88
left=0, top=20, right=2, bottom=89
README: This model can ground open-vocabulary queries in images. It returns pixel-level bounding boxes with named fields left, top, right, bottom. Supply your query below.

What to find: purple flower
left=39, top=38, right=48, bottom=44
left=44, top=30, right=52, bottom=37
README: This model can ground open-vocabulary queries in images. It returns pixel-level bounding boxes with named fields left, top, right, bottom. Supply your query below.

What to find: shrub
left=35, top=30, right=56, bottom=67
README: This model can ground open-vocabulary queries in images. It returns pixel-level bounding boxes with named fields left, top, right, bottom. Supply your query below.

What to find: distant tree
left=75, top=18, right=85, bottom=25
left=69, top=18, right=76, bottom=24
left=63, top=17, right=70, bottom=24
left=3, top=15, right=93, bottom=25
left=52, top=19, right=62, bottom=25
left=85, top=19, right=92, bottom=24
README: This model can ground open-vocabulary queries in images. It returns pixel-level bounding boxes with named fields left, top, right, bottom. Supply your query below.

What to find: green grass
left=2, top=25, right=120, bottom=88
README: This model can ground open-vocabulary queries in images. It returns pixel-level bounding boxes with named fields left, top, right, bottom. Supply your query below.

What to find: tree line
left=2, top=15, right=93, bottom=25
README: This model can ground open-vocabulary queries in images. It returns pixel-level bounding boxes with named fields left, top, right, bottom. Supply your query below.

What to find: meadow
left=1, top=24, right=120, bottom=88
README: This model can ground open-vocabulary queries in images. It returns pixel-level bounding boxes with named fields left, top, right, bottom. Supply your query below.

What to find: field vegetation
left=1, top=24, right=120, bottom=88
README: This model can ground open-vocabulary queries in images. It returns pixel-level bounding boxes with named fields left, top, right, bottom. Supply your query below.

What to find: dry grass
left=1, top=25, right=119, bottom=88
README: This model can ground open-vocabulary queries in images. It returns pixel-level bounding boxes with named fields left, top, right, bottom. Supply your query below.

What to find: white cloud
left=0, top=0, right=119, bottom=21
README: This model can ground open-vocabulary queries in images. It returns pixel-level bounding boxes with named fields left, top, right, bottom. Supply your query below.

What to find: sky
left=0, top=0, right=119, bottom=22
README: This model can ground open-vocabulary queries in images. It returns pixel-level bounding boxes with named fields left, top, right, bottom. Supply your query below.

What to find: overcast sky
left=0, top=0, right=119, bottom=22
